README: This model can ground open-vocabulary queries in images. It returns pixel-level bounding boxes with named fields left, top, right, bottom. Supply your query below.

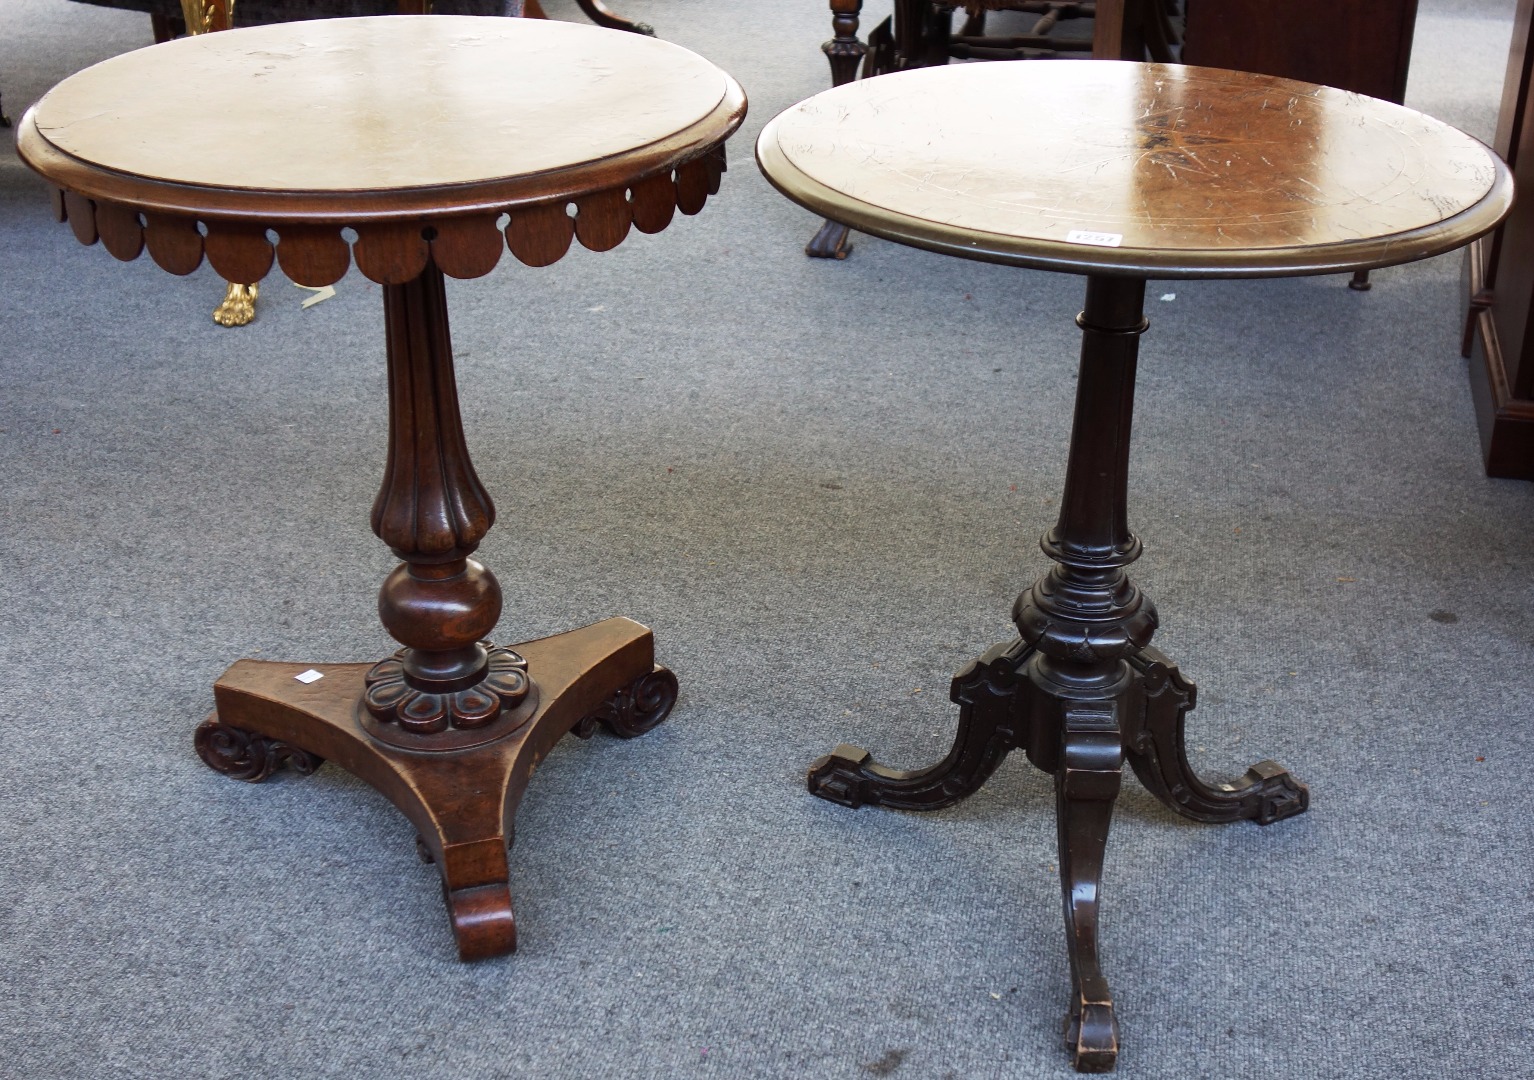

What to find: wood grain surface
left=31, top=16, right=728, bottom=192
left=758, top=60, right=1512, bottom=277
left=16, top=16, right=744, bottom=282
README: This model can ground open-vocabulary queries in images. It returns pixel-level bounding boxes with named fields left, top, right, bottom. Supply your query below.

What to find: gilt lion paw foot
left=212, top=282, right=259, bottom=326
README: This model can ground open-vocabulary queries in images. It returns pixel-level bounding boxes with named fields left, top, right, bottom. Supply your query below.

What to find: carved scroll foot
left=570, top=665, right=678, bottom=739
left=195, top=715, right=323, bottom=782
left=443, top=881, right=517, bottom=959
left=1124, top=647, right=1310, bottom=826
left=1057, top=706, right=1123, bottom=1073
left=808, top=638, right=1030, bottom=810
left=198, top=616, right=664, bottom=959
left=806, top=219, right=853, bottom=259
left=212, top=281, right=258, bottom=326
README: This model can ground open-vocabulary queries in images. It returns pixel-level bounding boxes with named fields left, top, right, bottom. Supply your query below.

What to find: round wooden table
left=758, top=60, right=1511, bottom=1071
left=18, top=15, right=745, bottom=961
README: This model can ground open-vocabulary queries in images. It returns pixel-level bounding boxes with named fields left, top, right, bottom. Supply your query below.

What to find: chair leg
left=150, top=13, right=181, bottom=43
left=570, top=0, right=654, bottom=35
left=807, top=0, right=866, bottom=259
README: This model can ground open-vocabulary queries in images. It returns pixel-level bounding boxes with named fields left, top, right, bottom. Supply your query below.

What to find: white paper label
left=294, top=669, right=324, bottom=684
left=1065, top=229, right=1123, bottom=248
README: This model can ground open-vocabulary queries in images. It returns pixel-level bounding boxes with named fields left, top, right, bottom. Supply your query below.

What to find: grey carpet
left=2, top=1, right=1532, bottom=1077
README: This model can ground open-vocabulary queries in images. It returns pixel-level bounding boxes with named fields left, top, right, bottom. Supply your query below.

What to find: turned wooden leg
left=807, top=0, right=865, bottom=259
left=914, top=0, right=952, bottom=68
left=195, top=258, right=678, bottom=959
left=1057, top=704, right=1124, bottom=1072
left=358, top=260, right=524, bottom=743
left=1349, top=269, right=1372, bottom=291
left=1007, top=277, right=1153, bottom=1072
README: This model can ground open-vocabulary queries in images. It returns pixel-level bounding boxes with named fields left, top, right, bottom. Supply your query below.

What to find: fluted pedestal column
left=196, top=259, right=677, bottom=959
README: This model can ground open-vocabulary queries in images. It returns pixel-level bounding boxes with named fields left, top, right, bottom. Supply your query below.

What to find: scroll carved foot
left=806, top=219, right=852, bottom=259
left=807, top=638, right=1031, bottom=810
left=1124, top=647, right=1309, bottom=826
left=444, top=882, right=517, bottom=959
left=1057, top=705, right=1123, bottom=1073
left=571, top=665, right=678, bottom=739
left=202, top=617, right=664, bottom=960
left=195, top=715, right=323, bottom=782
left=212, top=281, right=258, bottom=326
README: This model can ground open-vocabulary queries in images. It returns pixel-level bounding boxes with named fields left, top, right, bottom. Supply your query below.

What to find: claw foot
left=212, top=281, right=258, bottom=326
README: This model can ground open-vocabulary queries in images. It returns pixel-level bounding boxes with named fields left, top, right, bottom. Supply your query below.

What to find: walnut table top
left=757, top=60, right=1512, bottom=278
left=14, top=14, right=749, bottom=963
left=18, top=15, right=746, bottom=284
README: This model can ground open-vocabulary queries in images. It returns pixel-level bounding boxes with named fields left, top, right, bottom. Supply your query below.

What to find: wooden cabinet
left=1181, top=0, right=1418, bottom=103
left=1465, top=0, right=1534, bottom=477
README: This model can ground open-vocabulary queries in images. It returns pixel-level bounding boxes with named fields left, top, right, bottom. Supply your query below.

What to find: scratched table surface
left=28, top=15, right=731, bottom=193
left=16, top=15, right=745, bottom=287
left=756, top=60, right=1513, bottom=278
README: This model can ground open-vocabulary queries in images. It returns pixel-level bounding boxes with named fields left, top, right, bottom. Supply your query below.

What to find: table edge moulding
left=759, top=61, right=1511, bottom=279
left=756, top=59, right=1511, bottom=1072
left=18, top=15, right=746, bottom=962
left=18, top=17, right=744, bottom=286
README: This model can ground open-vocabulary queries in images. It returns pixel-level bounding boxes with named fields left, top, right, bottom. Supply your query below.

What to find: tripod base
left=196, top=617, right=676, bottom=961
left=809, top=638, right=1307, bottom=1071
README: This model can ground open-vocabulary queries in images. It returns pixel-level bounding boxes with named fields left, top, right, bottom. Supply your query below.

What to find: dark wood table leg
left=807, top=0, right=866, bottom=259
left=195, top=259, right=676, bottom=960
left=808, top=274, right=1308, bottom=1071
left=570, top=0, right=655, bottom=35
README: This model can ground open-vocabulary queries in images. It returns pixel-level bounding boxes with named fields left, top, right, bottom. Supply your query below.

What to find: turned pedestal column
left=758, top=58, right=1510, bottom=1069
left=19, top=15, right=745, bottom=959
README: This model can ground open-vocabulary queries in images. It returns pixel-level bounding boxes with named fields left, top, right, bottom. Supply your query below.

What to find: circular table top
left=30, top=16, right=729, bottom=194
left=17, top=16, right=746, bottom=285
left=756, top=61, right=1512, bottom=278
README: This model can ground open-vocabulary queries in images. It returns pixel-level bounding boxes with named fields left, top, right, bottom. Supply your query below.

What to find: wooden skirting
left=1465, top=237, right=1534, bottom=478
